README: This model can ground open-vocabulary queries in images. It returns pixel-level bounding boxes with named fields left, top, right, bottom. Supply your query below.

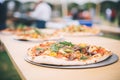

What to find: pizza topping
left=62, top=25, right=100, bottom=34
left=64, top=48, right=73, bottom=53
left=59, top=41, right=74, bottom=47
left=36, top=48, right=45, bottom=54
left=59, top=49, right=67, bottom=54
left=28, top=41, right=112, bottom=61
left=50, top=44, right=59, bottom=52
left=49, top=52, right=57, bottom=57
left=73, top=45, right=80, bottom=51
left=36, top=47, right=44, bottom=51
left=68, top=53, right=76, bottom=60
left=80, top=55, right=89, bottom=60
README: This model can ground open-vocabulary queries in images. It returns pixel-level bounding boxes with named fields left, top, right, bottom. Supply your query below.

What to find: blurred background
left=0, top=0, right=120, bottom=80
left=2, top=0, right=120, bottom=28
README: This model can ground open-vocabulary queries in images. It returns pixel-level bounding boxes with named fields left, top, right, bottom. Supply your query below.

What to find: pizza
left=1, top=26, right=34, bottom=35
left=13, top=28, right=45, bottom=41
left=13, top=28, right=62, bottom=41
left=15, top=26, right=34, bottom=34
left=1, top=25, right=32, bottom=34
left=27, top=41, right=112, bottom=65
left=54, top=25, right=100, bottom=36
left=1, top=28, right=15, bottom=34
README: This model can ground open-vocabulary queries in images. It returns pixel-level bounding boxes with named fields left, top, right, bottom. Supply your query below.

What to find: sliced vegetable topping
left=59, top=41, right=74, bottom=47
left=36, top=47, right=44, bottom=51
left=50, top=44, right=59, bottom=52
left=80, top=56, right=88, bottom=60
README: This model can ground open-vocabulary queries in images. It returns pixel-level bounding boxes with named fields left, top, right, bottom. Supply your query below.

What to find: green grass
left=0, top=51, right=21, bottom=80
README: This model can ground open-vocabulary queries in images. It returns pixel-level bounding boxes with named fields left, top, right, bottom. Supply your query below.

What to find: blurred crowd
left=0, top=0, right=120, bottom=30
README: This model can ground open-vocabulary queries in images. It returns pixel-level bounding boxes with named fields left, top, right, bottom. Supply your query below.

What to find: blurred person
left=71, top=7, right=78, bottom=19
left=111, top=8, right=116, bottom=23
left=72, top=10, right=84, bottom=20
left=118, top=12, right=120, bottom=27
left=82, top=10, right=91, bottom=20
left=89, top=8, right=96, bottom=20
left=73, top=10, right=91, bottom=20
left=77, top=10, right=84, bottom=19
left=0, top=0, right=7, bottom=30
left=7, top=1, right=15, bottom=14
left=105, top=8, right=112, bottom=22
left=28, top=0, right=52, bottom=28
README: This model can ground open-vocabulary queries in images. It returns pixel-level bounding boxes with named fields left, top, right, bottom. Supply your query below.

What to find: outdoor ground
left=0, top=50, right=21, bottom=80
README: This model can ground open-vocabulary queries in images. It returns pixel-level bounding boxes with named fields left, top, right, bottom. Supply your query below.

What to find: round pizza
left=27, top=41, right=112, bottom=65
left=1, top=28, right=15, bottom=35
left=15, top=26, right=34, bottom=34
left=54, top=25, right=100, bottom=36
left=13, top=28, right=62, bottom=41
left=13, top=29, right=45, bottom=41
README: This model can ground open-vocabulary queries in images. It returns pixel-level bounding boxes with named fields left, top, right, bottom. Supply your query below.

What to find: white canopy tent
left=16, top=0, right=119, bottom=17
left=17, top=0, right=119, bottom=4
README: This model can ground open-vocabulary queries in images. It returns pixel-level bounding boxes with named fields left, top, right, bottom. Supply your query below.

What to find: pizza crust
left=27, top=49, right=112, bottom=65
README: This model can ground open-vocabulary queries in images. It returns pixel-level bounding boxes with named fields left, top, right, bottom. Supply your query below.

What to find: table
left=0, top=33, right=120, bottom=80
left=95, top=24, right=120, bottom=35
